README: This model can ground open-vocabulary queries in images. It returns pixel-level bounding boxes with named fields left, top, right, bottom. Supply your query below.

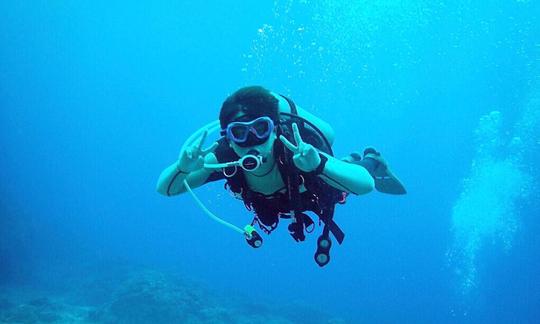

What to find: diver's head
left=219, top=86, right=279, bottom=129
left=219, top=86, right=279, bottom=158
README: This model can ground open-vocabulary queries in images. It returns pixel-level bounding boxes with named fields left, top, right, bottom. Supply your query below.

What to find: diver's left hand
left=280, top=123, right=321, bottom=172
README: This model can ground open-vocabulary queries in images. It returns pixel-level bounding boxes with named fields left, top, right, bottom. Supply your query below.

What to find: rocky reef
left=0, top=295, right=91, bottom=323
left=0, top=267, right=343, bottom=323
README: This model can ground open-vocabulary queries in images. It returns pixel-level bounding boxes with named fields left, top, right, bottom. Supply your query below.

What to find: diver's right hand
left=177, top=130, right=218, bottom=173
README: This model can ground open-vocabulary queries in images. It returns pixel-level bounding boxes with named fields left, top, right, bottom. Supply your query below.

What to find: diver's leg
left=341, top=148, right=407, bottom=195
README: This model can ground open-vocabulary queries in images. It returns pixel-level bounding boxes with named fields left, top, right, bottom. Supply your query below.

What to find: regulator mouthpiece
left=240, top=150, right=265, bottom=172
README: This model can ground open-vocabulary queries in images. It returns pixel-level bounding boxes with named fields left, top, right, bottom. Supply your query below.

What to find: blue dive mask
left=221, top=116, right=275, bottom=147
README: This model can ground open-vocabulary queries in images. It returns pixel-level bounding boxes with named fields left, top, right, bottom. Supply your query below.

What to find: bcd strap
left=280, top=95, right=298, bottom=115
left=281, top=128, right=306, bottom=241
left=278, top=97, right=310, bottom=242
left=288, top=212, right=315, bottom=242
left=280, top=97, right=345, bottom=245
left=319, top=205, right=345, bottom=244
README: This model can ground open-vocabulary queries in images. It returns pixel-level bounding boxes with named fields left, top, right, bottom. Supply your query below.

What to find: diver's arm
left=156, top=153, right=217, bottom=196
left=280, top=124, right=373, bottom=195
left=318, top=153, right=374, bottom=195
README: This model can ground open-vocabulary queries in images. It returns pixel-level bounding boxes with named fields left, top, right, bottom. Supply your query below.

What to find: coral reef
left=91, top=270, right=218, bottom=323
left=0, top=295, right=90, bottom=323
left=1, top=267, right=343, bottom=323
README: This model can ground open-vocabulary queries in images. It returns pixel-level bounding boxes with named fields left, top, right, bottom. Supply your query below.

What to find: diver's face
left=230, top=131, right=277, bottom=158
left=227, top=114, right=277, bottom=159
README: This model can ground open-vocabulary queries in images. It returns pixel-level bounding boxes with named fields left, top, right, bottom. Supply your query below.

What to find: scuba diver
left=156, top=86, right=406, bottom=267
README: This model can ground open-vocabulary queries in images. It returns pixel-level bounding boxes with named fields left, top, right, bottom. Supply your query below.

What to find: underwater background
left=1, top=0, right=539, bottom=323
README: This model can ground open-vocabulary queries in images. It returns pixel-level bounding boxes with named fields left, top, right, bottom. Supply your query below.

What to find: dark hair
left=219, top=86, right=279, bottom=129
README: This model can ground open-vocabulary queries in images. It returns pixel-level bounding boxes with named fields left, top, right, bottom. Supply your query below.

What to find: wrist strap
left=312, top=154, right=328, bottom=176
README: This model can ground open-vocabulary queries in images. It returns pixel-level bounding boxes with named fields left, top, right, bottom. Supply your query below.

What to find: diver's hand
left=177, top=130, right=218, bottom=173
left=279, top=123, right=322, bottom=172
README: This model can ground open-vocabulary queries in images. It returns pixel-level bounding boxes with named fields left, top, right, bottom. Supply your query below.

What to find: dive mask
left=221, top=116, right=275, bottom=147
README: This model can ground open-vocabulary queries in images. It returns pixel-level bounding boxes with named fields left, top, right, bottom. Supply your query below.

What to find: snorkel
left=181, top=120, right=263, bottom=248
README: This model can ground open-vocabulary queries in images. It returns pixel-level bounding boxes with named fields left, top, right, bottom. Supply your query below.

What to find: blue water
left=1, top=1, right=539, bottom=323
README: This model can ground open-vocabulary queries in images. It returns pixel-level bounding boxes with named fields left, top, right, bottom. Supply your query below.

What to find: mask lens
left=226, top=117, right=274, bottom=146
left=253, top=119, right=270, bottom=137
left=230, top=125, right=248, bottom=141
left=236, top=133, right=266, bottom=147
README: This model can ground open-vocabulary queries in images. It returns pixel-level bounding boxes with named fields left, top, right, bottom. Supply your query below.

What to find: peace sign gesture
left=178, top=130, right=219, bottom=173
left=279, top=123, right=322, bottom=173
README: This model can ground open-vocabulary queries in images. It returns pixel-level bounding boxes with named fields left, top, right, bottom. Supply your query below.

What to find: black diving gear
left=315, top=231, right=332, bottom=267
left=176, top=96, right=407, bottom=267
left=206, top=95, right=346, bottom=267
left=245, top=228, right=263, bottom=248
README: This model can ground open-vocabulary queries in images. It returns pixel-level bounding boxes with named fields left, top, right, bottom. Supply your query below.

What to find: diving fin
left=344, top=149, right=407, bottom=195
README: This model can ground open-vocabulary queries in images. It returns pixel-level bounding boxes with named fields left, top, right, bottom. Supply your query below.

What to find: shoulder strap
left=280, top=94, right=299, bottom=115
